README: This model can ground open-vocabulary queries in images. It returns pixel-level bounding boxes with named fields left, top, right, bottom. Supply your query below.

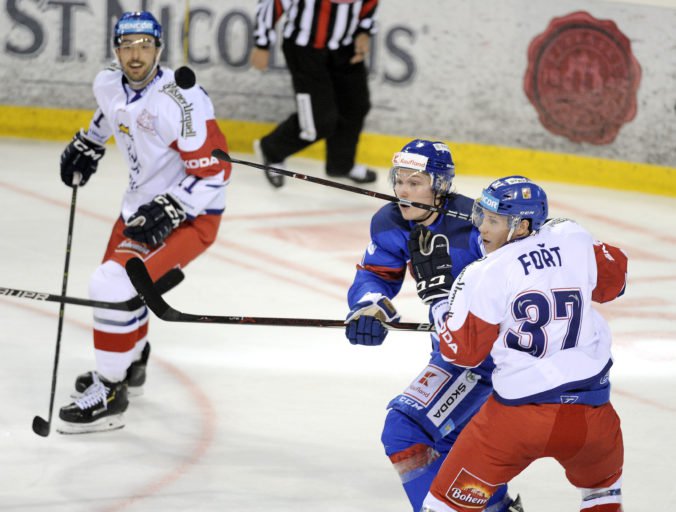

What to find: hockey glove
left=123, top=193, right=187, bottom=248
left=407, top=225, right=453, bottom=305
left=60, top=129, right=106, bottom=187
left=345, top=293, right=400, bottom=346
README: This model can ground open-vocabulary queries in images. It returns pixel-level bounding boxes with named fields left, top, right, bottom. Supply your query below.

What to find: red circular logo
left=524, top=11, right=641, bottom=145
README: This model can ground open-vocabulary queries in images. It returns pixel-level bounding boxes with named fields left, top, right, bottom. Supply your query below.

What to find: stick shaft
left=36, top=185, right=78, bottom=435
left=2, top=268, right=184, bottom=311
left=211, top=149, right=471, bottom=221
left=163, top=309, right=431, bottom=331
left=125, top=258, right=433, bottom=332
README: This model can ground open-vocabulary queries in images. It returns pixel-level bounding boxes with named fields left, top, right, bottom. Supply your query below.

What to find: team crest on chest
left=136, top=109, right=157, bottom=135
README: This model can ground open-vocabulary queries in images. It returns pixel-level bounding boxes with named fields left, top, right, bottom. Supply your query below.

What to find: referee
left=252, top=0, right=378, bottom=188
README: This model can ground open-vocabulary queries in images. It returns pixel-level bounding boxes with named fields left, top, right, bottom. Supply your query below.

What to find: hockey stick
left=32, top=185, right=79, bottom=437
left=1, top=267, right=184, bottom=311
left=212, top=149, right=471, bottom=221
left=125, top=258, right=433, bottom=331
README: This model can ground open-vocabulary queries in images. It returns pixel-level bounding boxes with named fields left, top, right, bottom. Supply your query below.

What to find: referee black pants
left=261, top=39, right=371, bottom=176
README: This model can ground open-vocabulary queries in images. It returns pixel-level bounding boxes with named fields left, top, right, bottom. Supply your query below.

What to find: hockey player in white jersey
left=413, top=176, right=627, bottom=512
left=57, top=11, right=232, bottom=434
left=345, top=141, right=523, bottom=512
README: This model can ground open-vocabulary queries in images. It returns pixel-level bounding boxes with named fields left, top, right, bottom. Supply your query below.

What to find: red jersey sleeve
left=592, top=242, right=628, bottom=303
left=174, top=119, right=232, bottom=180
left=439, top=312, right=500, bottom=368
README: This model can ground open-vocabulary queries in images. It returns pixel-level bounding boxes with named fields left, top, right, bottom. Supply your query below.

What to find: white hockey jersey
left=433, top=219, right=628, bottom=405
left=85, top=66, right=231, bottom=220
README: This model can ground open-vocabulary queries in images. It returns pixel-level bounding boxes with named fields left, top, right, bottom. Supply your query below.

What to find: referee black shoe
left=328, top=164, right=377, bottom=184
left=254, top=139, right=285, bottom=188
left=347, top=164, right=377, bottom=184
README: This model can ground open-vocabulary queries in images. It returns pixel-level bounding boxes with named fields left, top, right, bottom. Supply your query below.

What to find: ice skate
left=72, top=342, right=150, bottom=398
left=507, top=495, right=524, bottom=512
left=58, top=373, right=129, bottom=434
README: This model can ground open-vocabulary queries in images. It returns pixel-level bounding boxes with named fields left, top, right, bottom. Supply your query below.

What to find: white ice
left=0, top=138, right=674, bottom=511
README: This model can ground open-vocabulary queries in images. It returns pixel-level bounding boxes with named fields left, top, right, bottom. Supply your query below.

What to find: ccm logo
left=184, top=156, right=219, bottom=169
left=74, top=139, right=103, bottom=160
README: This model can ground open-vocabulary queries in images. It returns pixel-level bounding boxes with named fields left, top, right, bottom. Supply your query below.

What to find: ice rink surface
left=1, top=138, right=674, bottom=511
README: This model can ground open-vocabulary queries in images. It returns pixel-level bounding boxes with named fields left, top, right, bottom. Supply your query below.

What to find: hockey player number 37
left=505, top=289, right=582, bottom=357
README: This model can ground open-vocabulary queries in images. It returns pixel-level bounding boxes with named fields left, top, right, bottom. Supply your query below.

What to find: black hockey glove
left=60, top=130, right=106, bottom=187
left=123, top=193, right=187, bottom=248
left=407, top=225, right=453, bottom=305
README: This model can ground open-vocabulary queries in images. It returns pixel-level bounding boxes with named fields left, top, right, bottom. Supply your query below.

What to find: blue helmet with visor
left=114, top=11, right=162, bottom=47
left=389, top=139, right=455, bottom=195
left=472, top=175, right=548, bottom=238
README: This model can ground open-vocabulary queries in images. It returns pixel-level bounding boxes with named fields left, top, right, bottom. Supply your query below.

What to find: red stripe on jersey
left=94, top=322, right=149, bottom=353
left=439, top=311, right=499, bottom=368
left=313, top=0, right=332, bottom=49
left=273, top=0, right=284, bottom=23
left=389, top=443, right=441, bottom=475
left=358, top=263, right=406, bottom=282
left=582, top=505, right=622, bottom=512
left=592, top=242, right=628, bottom=303
left=360, top=0, right=377, bottom=17
left=177, top=119, right=232, bottom=180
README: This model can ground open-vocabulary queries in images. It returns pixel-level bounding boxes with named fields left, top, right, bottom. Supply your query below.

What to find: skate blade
left=56, top=414, right=125, bottom=435
left=71, top=386, right=143, bottom=399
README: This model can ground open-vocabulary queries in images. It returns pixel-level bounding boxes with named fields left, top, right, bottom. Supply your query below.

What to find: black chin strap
left=411, top=193, right=443, bottom=224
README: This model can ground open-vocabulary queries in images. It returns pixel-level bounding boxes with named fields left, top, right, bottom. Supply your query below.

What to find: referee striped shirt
left=254, top=0, right=378, bottom=50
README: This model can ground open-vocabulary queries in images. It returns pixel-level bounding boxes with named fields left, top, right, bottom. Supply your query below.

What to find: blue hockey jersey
left=347, top=194, right=494, bottom=379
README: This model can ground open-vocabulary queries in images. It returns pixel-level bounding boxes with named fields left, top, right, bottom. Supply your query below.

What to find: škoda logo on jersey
left=184, top=156, right=220, bottom=169
left=427, top=370, right=479, bottom=427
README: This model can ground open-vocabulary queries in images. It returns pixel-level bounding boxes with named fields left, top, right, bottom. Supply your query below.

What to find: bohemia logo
left=524, top=11, right=641, bottom=144
left=446, top=468, right=500, bottom=509
left=418, top=371, right=437, bottom=386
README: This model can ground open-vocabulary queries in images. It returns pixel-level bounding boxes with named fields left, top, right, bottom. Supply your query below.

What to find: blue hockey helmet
left=472, top=175, right=548, bottom=233
left=390, top=139, right=455, bottom=195
left=114, top=11, right=162, bottom=46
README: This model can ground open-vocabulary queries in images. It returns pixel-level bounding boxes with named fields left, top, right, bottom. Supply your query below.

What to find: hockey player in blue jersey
left=344, top=140, right=523, bottom=512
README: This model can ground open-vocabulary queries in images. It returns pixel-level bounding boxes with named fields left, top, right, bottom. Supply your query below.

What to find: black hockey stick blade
left=0, top=267, right=184, bottom=311
left=144, top=267, right=185, bottom=302
left=211, top=149, right=471, bottom=221
left=213, top=148, right=233, bottom=163
left=125, top=258, right=173, bottom=319
left=125, top=257, right=433, bottom=331
left=32, top=415, right=50, bottom=437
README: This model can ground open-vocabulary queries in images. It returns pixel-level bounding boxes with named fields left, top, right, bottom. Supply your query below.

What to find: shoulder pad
left=372, top=203, right=409, bottom=230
